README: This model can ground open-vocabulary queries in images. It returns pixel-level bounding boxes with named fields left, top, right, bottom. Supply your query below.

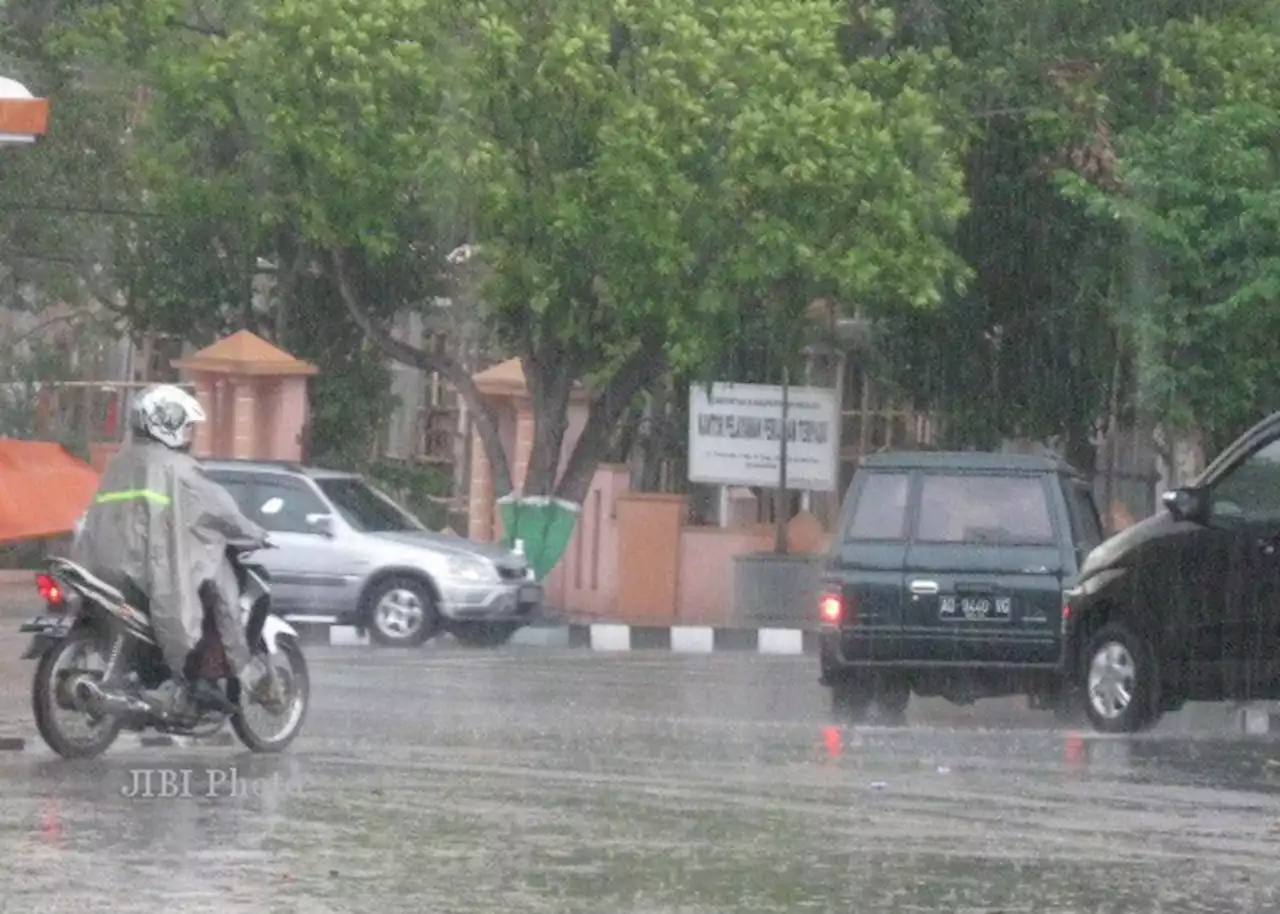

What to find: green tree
left=44, top=0, right=435, bottom=468
left=248, top=0, right=969, bottom=512
left=1064, top=14, right=1280, bottom=453
left=49, top=0, right=970, bottom=574
left=868, top=0, right=1277, bottom=471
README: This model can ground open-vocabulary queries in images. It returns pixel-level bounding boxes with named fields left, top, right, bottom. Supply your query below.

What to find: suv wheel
left=830, top=677, right=873, bottom=723
left=366, top=576, right=441, bottom=647
left=875, top=676, right=910, bottom=726
left=1082, top=622, right=1160, bottom=733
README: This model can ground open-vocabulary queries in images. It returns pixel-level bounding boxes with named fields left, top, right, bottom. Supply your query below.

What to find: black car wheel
left=1082, top=622, right=1161, bottom=733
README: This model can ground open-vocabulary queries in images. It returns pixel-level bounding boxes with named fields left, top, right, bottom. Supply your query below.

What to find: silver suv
left=202, top=460, right=543, bottom=647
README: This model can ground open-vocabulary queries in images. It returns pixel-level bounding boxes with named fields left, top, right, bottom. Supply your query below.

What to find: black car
left=819, top=451, right=1104, bottom=723
left=1064, top=411, right=1280, bottom=733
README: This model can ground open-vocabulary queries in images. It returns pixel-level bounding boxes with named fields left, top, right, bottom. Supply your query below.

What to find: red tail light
left=819, top=592, right=844, bottom=625
left=36, top=573, right=63, bottom=608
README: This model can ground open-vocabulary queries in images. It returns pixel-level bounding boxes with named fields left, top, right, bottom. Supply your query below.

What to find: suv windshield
left=316, top=477, right=425, bottom=532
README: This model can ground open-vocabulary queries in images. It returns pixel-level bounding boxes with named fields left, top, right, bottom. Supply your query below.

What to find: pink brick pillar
left=469, top=425, right=494, bottom=540
left=512, top=399, right=535, bottom=494
left=191, top=377, right=215, bottom=458
left=231, top=379, right=257, bottom=459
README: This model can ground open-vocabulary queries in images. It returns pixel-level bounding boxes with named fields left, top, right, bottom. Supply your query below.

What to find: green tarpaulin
left=496, top=494, right=581, bottom=581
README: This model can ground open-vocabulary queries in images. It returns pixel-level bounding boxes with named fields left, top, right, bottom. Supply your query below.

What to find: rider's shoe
left=138, top=679, right=191, bottom=719
left=242, top=663, right=287, bottom=713
left=188, top=678, right=236, bottom=715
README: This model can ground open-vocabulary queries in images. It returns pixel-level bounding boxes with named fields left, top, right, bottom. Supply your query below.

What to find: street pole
left=775, top=365, right=789, bottom=554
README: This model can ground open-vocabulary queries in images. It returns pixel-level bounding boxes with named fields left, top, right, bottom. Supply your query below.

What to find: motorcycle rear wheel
left=230, top=636, right=309, bottom=753
left=32, top=629, right=124, bottom=759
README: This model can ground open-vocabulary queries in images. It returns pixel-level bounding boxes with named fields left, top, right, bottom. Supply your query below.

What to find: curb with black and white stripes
left=286, top=617, right=821, bottom=654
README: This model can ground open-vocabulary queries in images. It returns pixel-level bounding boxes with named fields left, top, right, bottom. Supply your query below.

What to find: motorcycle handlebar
left=228, top=537, right=275, bottom=552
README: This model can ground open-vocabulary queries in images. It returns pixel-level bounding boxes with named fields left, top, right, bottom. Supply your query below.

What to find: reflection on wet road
left=4, top=646, right=1280, bottom=912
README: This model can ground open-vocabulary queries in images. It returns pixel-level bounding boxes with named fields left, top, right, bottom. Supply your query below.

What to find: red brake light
left=36, top=574, right=63, bottom=607
left=819, top=593, right=843, bottom=624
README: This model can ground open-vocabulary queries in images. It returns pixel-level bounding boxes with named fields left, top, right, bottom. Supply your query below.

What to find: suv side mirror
left=306, top=513, right=335, bottom=537
left=1161, top=487, right=1208, bottom=523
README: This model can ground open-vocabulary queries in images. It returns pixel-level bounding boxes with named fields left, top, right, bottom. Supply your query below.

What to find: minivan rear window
left=844, top=473, right=910, bottom=540
left=916, top=474, right=1054, bottom=545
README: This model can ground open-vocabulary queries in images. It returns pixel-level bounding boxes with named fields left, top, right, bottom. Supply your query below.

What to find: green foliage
left=31, top=0, right=1280, bottom=494
left=865, top=0, right=1280, bottom=465
left=0, top=0, right=137, bottom=314
left=366, top=459, right=453, bottom=530
left=1059, top=13, right=1280, bottom=450
left=286, top=269, right=398, bottom=469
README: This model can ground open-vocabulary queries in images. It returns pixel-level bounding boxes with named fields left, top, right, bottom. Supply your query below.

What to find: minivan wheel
left=1082, top=622, right=1160, bottom=734
left=830, top=677, right=873, bottom=723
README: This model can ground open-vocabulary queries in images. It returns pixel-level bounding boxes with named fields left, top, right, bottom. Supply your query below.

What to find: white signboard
left=687, top=382, right=839, bottom=491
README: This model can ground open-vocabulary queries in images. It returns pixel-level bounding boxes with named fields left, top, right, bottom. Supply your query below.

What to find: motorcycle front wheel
left=230, top=636, right=310, bottom=753
left=32, top=628, right=124, bottom=759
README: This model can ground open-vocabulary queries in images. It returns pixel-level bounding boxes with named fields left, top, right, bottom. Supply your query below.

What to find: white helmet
left=130, top=384, right=206, bottom=450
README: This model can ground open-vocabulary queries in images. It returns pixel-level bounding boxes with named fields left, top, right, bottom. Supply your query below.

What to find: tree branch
left=330, top=248, right=514, bottom=498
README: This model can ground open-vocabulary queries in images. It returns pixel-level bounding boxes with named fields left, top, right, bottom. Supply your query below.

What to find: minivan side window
left=917, top=474, right=1054, bottom=544
left=1211, top=438, right=1280, bottom=523
left=844, top=473, right=910, bottom=540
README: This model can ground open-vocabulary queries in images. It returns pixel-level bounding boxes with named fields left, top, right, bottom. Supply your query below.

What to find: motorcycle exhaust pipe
left=73, top=678, right=151, bottom=716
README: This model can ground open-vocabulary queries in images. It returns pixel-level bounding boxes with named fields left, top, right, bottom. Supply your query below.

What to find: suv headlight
left=446, top=556, right=496, bottom=583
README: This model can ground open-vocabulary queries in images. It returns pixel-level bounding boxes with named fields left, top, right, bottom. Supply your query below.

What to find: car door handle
left=909, top=580, right=939, bottom=595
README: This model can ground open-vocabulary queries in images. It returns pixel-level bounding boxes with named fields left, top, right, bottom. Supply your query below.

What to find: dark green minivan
left=818, top=451, right=1104, bottom=722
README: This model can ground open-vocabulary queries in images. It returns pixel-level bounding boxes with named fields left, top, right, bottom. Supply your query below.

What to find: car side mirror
left=306, top=513, right=334, bottom=537
left=1161, top=487, right=1208, bottom=523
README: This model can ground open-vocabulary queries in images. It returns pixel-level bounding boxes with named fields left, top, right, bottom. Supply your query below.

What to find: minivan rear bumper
left=820, top=627, right=1061, bottom=677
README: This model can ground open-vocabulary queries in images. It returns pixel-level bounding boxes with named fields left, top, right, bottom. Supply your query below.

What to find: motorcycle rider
left=72, top=384, right=284, bottom=717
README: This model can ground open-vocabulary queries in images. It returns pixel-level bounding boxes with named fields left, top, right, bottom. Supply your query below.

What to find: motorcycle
left=20, top=542, right=310, bottom=759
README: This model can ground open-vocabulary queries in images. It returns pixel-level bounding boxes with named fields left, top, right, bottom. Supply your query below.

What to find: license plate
left=518, top=584, right=542, bottom=603
left=20, top=615, right=70, bottom=636
left=939, top=595, right=1010, bottom=621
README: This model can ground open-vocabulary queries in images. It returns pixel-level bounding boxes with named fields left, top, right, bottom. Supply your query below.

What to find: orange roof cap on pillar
left=472, top=357, right=588, bottom=400
left=172, top=330, right=318, bottom=376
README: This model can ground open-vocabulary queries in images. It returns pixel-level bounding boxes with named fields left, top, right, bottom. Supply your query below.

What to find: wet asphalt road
left=4, top=638, right=1280, bottom=912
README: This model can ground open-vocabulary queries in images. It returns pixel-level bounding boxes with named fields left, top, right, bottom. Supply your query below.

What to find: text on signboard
left=696, top=414, right=830, bottom=444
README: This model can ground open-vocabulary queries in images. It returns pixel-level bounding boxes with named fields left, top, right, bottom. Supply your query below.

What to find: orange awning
left=0, top=439, right=99, bottom=545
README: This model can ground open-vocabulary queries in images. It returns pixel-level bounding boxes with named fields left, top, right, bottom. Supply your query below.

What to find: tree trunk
left=638, top=383, right=669, bottom=492
left=553, top=346, right=664, bottom=504
left=329, top=248, right=514, bottom=498
left=521, top=351, right=574, bottom=496
left=608, top=399, right=644, bottom=464
left=1063, top=419, right=1097, bottom=477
